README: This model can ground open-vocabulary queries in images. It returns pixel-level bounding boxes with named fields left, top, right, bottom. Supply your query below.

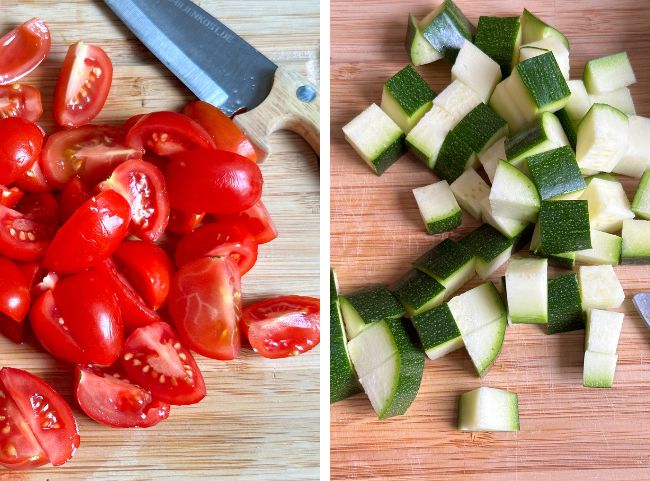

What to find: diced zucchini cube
left=393, top=269, right=446, bottom=317
left=575, top=230, right=622, bottom=266
left=489, top=75, right=529, bottom=132
left=451, top=168, right=490, bottom=221
left=613, top=116, right=650, bottom=178
left=433, top=130, right=476, bottom=183
left=474, top=16, right=522, bottom=76
left=520, top=9, right=568, bottom=49
left=420, top=0, right=474, bottom=63
left=447, top=282, right=506, bottom=336
left=452, top=103, right=508, bottom=156
left=564, top=79, right=592, bottom=123
left=538, top=200, right=591, bottom=254
left=547, top=273, right=584, bottom=335
left=506, top=257, right=548, bottom=324
left=405, top=13, right=443, bottom=66
left=461, top=224, right=513, bottom=278
left=489, top=160, right=540, bottom=222
left=621, top=219, right=650, bottom=264
left=458, top=387, right=519, bottom=431
left=413, top=238, right=475, bottom=296
left=585, top=309, right=624, bottom=355
left=451, top=40, right=502, bottom=101
left=576, top=103, right=629, bottom=174
left=578, top=265, right=625, bottom=310
left=406, top=105, right=456, bottom=169
left=480, top=196, right=530, bottom=239
left=340, top=285, right=405, bottom=339
left=505, top=112, right=568, bottom=169
left=526, top=145, right=586, bottom=200
left=632, top=171, right=650, bottom=219
left=529, top=222, right=576, bottom=268
left=411, top=303, right=463, bottom=361
left=583, top=52, right=636, bottom=94
left=478, top=136, right=506, bottom=182
left=433, top=80, right=483, bottom=125
left=412, top=180, right=462, bottom=234
left=580, top=177, right=634, bottom=233
left=519, top=37, right=570, bottom=80
left=381, top=65, right=436, bottom=133
left=583, top=351, right=618, bottom=388
left=590, top=87, right=636, bottom=116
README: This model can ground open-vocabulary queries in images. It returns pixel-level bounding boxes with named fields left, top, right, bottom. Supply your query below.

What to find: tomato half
left=241, top=296, right=320, bottom=359
left=0, top=117, right=43, bottom=185
left=44, top=190, right=130, bottom=274
left=167, top=209, right=204, bottom=235
left=99, top=160, right=169, bottom=242
left=125, top=111, right=216, bottom=156
left=14, top=158, right=49, bottom=193
left=0, top=205, right=54, bottom=261
left=53, top=42, right=113, bottom=127
left=169, top=257, right=242, bottom=360
left=167, top=149, right=262, bottom=214
left=58, top=177, right=91, bottom=223
left=121, top=322, right=206, bottom=405
left=217, top=201, right=278, bottom=244
left=15, top=192, right=59, bottom=225
left=0, top=257, right=29, bottom=322
left=0, top=84, right=42, bottom=121
left=0, top=18, right=51, bottom=86
left=0, top=185, right=23, bottom=208
left=75, top=365, right=170, bottom=428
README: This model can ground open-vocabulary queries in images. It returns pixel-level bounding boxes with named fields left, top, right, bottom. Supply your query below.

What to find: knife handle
left=234, top=66, right=319, bottom=161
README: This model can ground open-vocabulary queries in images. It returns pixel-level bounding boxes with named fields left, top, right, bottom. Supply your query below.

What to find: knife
left=633, top=293, right=650, bottom=329
left=103, top=0, right=319, bottom=161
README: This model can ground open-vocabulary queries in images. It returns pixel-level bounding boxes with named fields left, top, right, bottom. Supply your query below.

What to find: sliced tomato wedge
left=13, top=158, right=49, bottom=193
left=167, top=209, right=204, bottom=235
left=121, top=322, right=206, bottom=405
left=0, top=84, right=42, bottom=121
left=0, top=117, right=43, bottom=185
left=0, top=205, right=54, bottom=261
left=53, top=42, right=113, bottom=127
left=241, top=296, right=320, bottom=359
left=75, top=365, right=170, bottom=428
left=15, top=192, right=59, bottom=225
left=125, top=111, right=216, bottom=156
left=0, top=18, right=51, bottom=86
left=0, top=257, right=30, bottom=322
left=1, top=185, right=23, bottom=208
left=99, top=159, right=169, bottom=242
left=217, top=201, right=278, bottom=244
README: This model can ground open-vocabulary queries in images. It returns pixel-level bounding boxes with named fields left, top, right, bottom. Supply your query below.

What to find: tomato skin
left=13, top=158, right=49, bottom=193
left=0, top=18, right=51, bottom=86
left=58, top=177, right=91, bottom=223
left=0, top=185, right=24, bottom=208
left=53, top=42, right=113, bottom=127
left=0, top=84, right=42, bottom=121
left=169, top=257, right=242, bottom=360
left=217, top=201, right=278, bottom=244
left=15, top=192, right=59, bottom=226
left=44, top=190, right=131, bottom=274
left=241, top=296, right=320, bottom=359
left=0, top=205, right=54, bottom=261
left=167, top=149, right=263, bottom=215
left=167, top=209, right=204, bottom=235
left=0, top=257, right=30, bottom=322
left=0, top=117, right=43, bottom=185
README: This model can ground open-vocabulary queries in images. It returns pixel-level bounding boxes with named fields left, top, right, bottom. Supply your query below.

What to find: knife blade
left=633, top=293, right=650, bottom=329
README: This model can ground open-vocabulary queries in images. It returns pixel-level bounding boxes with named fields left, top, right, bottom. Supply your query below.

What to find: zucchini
left=411, top=303, right=463, bottom=361
left=474, top=16, right=522, bottom=76
left=547, top=273, right=584, bottom=335
left=406, top=105, right=456, bottom=169
left=621, top=219, right=650, bottom=264
left=580, top=177, right=634, bottom=233
left=583, top=351, right=618, bottom=388
left=530, top=221, right=576, bottom=268
left=343, top=104, right=406, bottom=175
left=613, top=115, right=650, bottom=178
left=526, top=145, right=586, bottom=200
left=458, top=387, right=519, bottom=432
left=394, top=269, right=446, bottom=317
left=460, top=312, right=507, bottom=376
left=461, top=224, right=513, bottom=279
left=405, top=13, right=443, bottom=66
left=381, top=65, right=436, bottom=133
left=478, top=136, right=506, bottom=183
left=575, top=230, right=622, bottom=266
left=505, top=257, right=548, bottom=324
left=538, top=200, right=591, bottom=254
left=564, top=79, right=593, bottom=123
left=420, top=0, right=474, bottom=63
left=583, top=52, right=636, bottom=94
left=578, top=265, right=625, bottom=310
left=585, top=308, right=624, bottom=355
left=340, top=285, right=405, bottom=339
left=576, top=103, right=629, bottom=174
left=520, top=9, right=569, bottom=49
left=450, top=168, right=490, bottom=221
left=632, top=171, right=650, bottom=219
left=433, top=129, right=476, bottom=183
left=489, top=160, right=540, bottom=222
left=505, top=112, right=568, bottom=169
left=550, top=189, right=585, bottom=201
left=413, top=238, right=475, bottom=296
left=451, top=40, right=502, bottom=102
left=480, top=196, right=530, bottom=239
left=412, top=180, right=462, bottom=234
left=511, top=220, right=536, bottom=251
left=590, top=88, right=636, bottom=116
left=489, top=76, right=528, bottom=132
left=519, top=37, right=570, bottom=80
left=433, top=80, right=483, bottom=126
left=555, top=108, right=578, bottom=150
left=452, top=103, right=508, bottom=155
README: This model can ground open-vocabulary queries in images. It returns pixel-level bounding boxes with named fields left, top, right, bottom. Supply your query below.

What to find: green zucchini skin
left=433, top=130, right=476, bottom=182
left=632, top=171, right=650, bottom=220
left=526, top=145, right=586, bottom=200
left=426, top=210, right=462, bottom=235
left=421, top=0, right=474, bottom=63
left=512, top=223, right=535, bottom=252
left=555, top=108, right=578, bottom=150
left=385, top=65, right=436, bottom=117
left=394, top=269, right=446, bottom=317
left=372, top=133, right=406, bottom=176
left=538, top=200, right=591, bottom=254
left=516, top=51, right=570, bottom=111
left=547, top=273, right=585, bottom=335
left=461, top=224, right=513, bottom=263
left=411, top=303, right=461, bottom=353
left=452, top=103, right=508, bottom=154
left=343, top=285, right=406, bottom=325
left=413, top=238, right=474, bottom=283
left=474, top=16, right=521, bottom=76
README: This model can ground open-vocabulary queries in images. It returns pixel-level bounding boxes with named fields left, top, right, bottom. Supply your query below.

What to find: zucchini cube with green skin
left=578, top=265, right=625, bottom=310
left=590, top=88, right=636, bottom=116
left=632, top=171, right=650, bottom=220
left=505, top=112, right=568, bottom=169
left=480, top=196, right=530, bottom=239
left=519, top=37, right=570, bottom=80
left=474, top=16, right=521, bottom=77
left=451, top=40, right=502, bottom=102
left=520, top=9, right=568, bottom=49
left=340, top=285, right=405, bottom=339
left=411, top=303, right=463, bottom=361
left=613, top=116, right=650, bottom=178
left=506, top=257, right=548, bottom=324
left=406, top=105, right=456, bottom=169
left=452, top=103, right=508, bottom=156
left=381, top=65, right=436, bottom=133
left=433, top=130, right=476, bottom=183
left=451, top=168, right=490, bottom=221
left=529, top=222, right=576, bottom=268
left=586, top=309, right=624, bottom=355
left=463, top=319, right=507, bottom=376
left=343, top=104, right=405, bottom=176
left=580, top=177, right=634, bottom=233
left=420, top=0, right=473, bottom=63
left=547, top=273, right=584, bottom=335
left=394, top=270, right=446, bottom=317
left=405, top=13, right=443, bottom=66
left=583, top=351, right=618, bottom=388
left=412, top=180, right=462, bottom=234
left=538, top=200, right=591, bottom=254
left=526, top=146, right=586, bottom=200
left=555, top=108, right=578, bottom=150
left=575, top=230, right=622, bottom=266
left=433, top=80, right=482, bottom=126
left=576, top=103, right=629, bottom=174
left=583, top=52, right=636, bottom=95
left=413, top=238, right=475, bottom=297
left=458, top=387, right=519, bottom=431
left=461, top=224, right=514, bottom=279
left=621, top=219, right=650, bottom=264
left=489, top=160, right=540, bottom=222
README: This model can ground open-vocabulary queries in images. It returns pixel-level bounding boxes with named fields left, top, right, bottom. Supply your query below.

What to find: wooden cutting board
left=331, top=1, right=650, bottom=479
left=0, top=1, right=319, bottom=480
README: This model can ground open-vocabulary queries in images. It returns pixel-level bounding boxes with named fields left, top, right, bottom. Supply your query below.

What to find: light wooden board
left=330, top=1, right=650, bottom=479
left=0, top=1, right=319, bottom=479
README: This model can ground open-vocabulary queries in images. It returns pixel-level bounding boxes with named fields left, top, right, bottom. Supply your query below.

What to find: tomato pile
left=0, top=18, right=320, bottom=469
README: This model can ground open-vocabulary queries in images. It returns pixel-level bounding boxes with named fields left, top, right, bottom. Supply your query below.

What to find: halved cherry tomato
left=75, top=365, right=170, bottom=428
left=99, top=160, right=169, bottom=242
left=0, top=367, right=79, bottom=467
left=0, top=84, right=42, bottom=121
left=0, top=313, right=26, bottom=344
left=14, top=158, right=49, bottom=193
left=167, top=209, right=204, bottom=235
left=31, top=269, right=123, bottom=365
left=1, top=185, right=23, bottom=208
left=169, top=256, right=242, bottom=360
left=58, top=177, right=91, bottom=223
left=121, top=322, right=206, bottom=405
left=0, top=205, right=54, bottom=261
left=174, top=222, right=258, bottom=276
left=125, top=111, right=216, bottom=156
left=0, top=18, right=51, bottom=85
left=241, top=296, right=320, bottom=359
left=113, top=241, right=174, bottom=310
left=0, top=257, right=29, bottom=322
left=0, top=117, right=43, bottom=185
left=218, top=201, right=278, bottom=244
left=167, top=149, right=262, bottom=214
left=43, top=190, right=130, bottom=274
left=41, top=125, right=143, bottom=188
left=182, top=101, right=257, bottom=162
left=53, top=42, right=113, bottom=127
left=120, top=113, right=145, bottom=138
left=15, top=192, right=58, bottom=225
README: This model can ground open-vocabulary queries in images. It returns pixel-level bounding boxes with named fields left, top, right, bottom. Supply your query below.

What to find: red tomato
left=169, top=257, right=242, bottom=360
left=74, top=365, right=170, bottom=428
left=0, top=185, right=23, bottom=208
left=120, top=113, right=145, bottom=138
left=99, top=160, right=169, bottom=242
left=218, top=201, right=278, bottom=244
left=0, top=18, right=51, bottom=86
left=15, top=192, right=59, bottom=225
left=113, top=241, right=174, bottom=310
left=0, top=314, right=26, bottom=344
left=43, top=190, right=130, bottom=274
left=175, top=222, right=258, bottom=276
left=241, top=296, right=320, bottom=359
left=125, top=111, right=216, bottom=156
left=41, top=125, right=143, bottom=188
left=0, top=84, right=42, bottom=121
left=0, top=205, right=54, bottom=261
left=182, top=101, right=257, bottom=162
left=121, top=322, right=206, bottom=405
left=58, top=177, right=91, bottom=223
left=13, top=158, right=49, bottom=193
left=167, top=149, right=262, bottom=214
left=0, top=367, right=79, bottom=467
left=167, top=209, right=204, bottom=235
left=0, top=257, right=29, bottom=322
left=53, top=42, right=113, bottom=127
left=31, top=269, right=123, bottom=365
left=0, top=117, right=43, bottom=185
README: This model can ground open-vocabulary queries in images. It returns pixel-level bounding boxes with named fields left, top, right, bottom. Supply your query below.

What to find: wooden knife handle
left=234, top=66, right=320, bottom=161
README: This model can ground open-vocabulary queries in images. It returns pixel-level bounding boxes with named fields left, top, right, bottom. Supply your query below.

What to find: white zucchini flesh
left=574, top=230, right=622, bottom=266
left=519, top=37, right=570, bottom=79
left=621, top=219, right=650, bottom=261
left=412, top=180, right=461, bottom=233
left=451, top=40, right=502, bottom=102
left=475, top=245, right=514, bottom=280
left=447, top=282, right=506, bottom=336
left=478, top=136, right=506, bottom=183
left=406, top=105, right=457, bottom=168
left=463, top=318, right=507, bottom=377
left=458, top=387, right=519, bottom=431
left=347, top=321, right=396, bottom=378
left=565, top=79, right=593, bottom=122
left=480, top=197, right=530, bottom=239
left=613, top=115, right=650, bottom=178
left=584, top=51, right=636, bottom=94
left=578, top=265, right=625, bottom=310
left=406, top=13, right=443, bottom=66
left=586, top=309, right=624, bottom=355
left=489, top=76, right=529, bottom=132
left=358, top=355, right=399, bottom=416
left=583, top=351, right=618, bottom=388
left=576, top=103, right=630, bottom=174
left=489, top=160, right=541, bottom=222
left=580, top=178, right=634, bottom=233
left=433, top=80, right=483, bottom=125
left=590, top=87, right=636, bottom=116
left=505, top=257, right=548, bottom=324
left=450, top=169, right=490, bottom=221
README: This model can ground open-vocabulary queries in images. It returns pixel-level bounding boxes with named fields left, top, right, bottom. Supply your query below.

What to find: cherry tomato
left=167, top=209, right=204, bottom=235
left=0, top=18, right=51, bottom=85
left=0, top=185, right=23, bottom=208
left=121, top=322, right=206, bottom=405
left=182, top=101, right=257, bottom=162
left=167, top=149, right=262, bottom=214
left=0, top=257, right=29, bottom=322
left=125, top=111, right=215, bottom=156
left=0, top=117, right=43, bottom=185
left=0, top=205, right=54, bottom=261
left=0, top=84, right=42, bottom=121
left=44, top=190, right=130, bottom=274
left=13, top=158, right=49, bottom=193
left=169, top=257, right=242, bottom=360
left=31, top=269, right=123, bottom=365
left=113, top=241, right=174, bottom=310
left=175, top=222, right=258, bottom=276
left=15, top=192, right=59, bottom=225
left=241, top=296, right=320, bottom=359
left=53, top=42, right=113, bottom=127
left=74, top=365, right=170, bottom=428
left=218, top=201, right=278, bottom=244
left=58, top=177, right=91, bottom=223
left=99, top=160, right=169, bottom=242
left=121, top=113, right=145, bottom=137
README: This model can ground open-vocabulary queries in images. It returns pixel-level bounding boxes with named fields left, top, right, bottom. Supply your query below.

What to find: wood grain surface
left=330, top=1, right=650, bottom=480
left=0, top=1, right=319, bottom=480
